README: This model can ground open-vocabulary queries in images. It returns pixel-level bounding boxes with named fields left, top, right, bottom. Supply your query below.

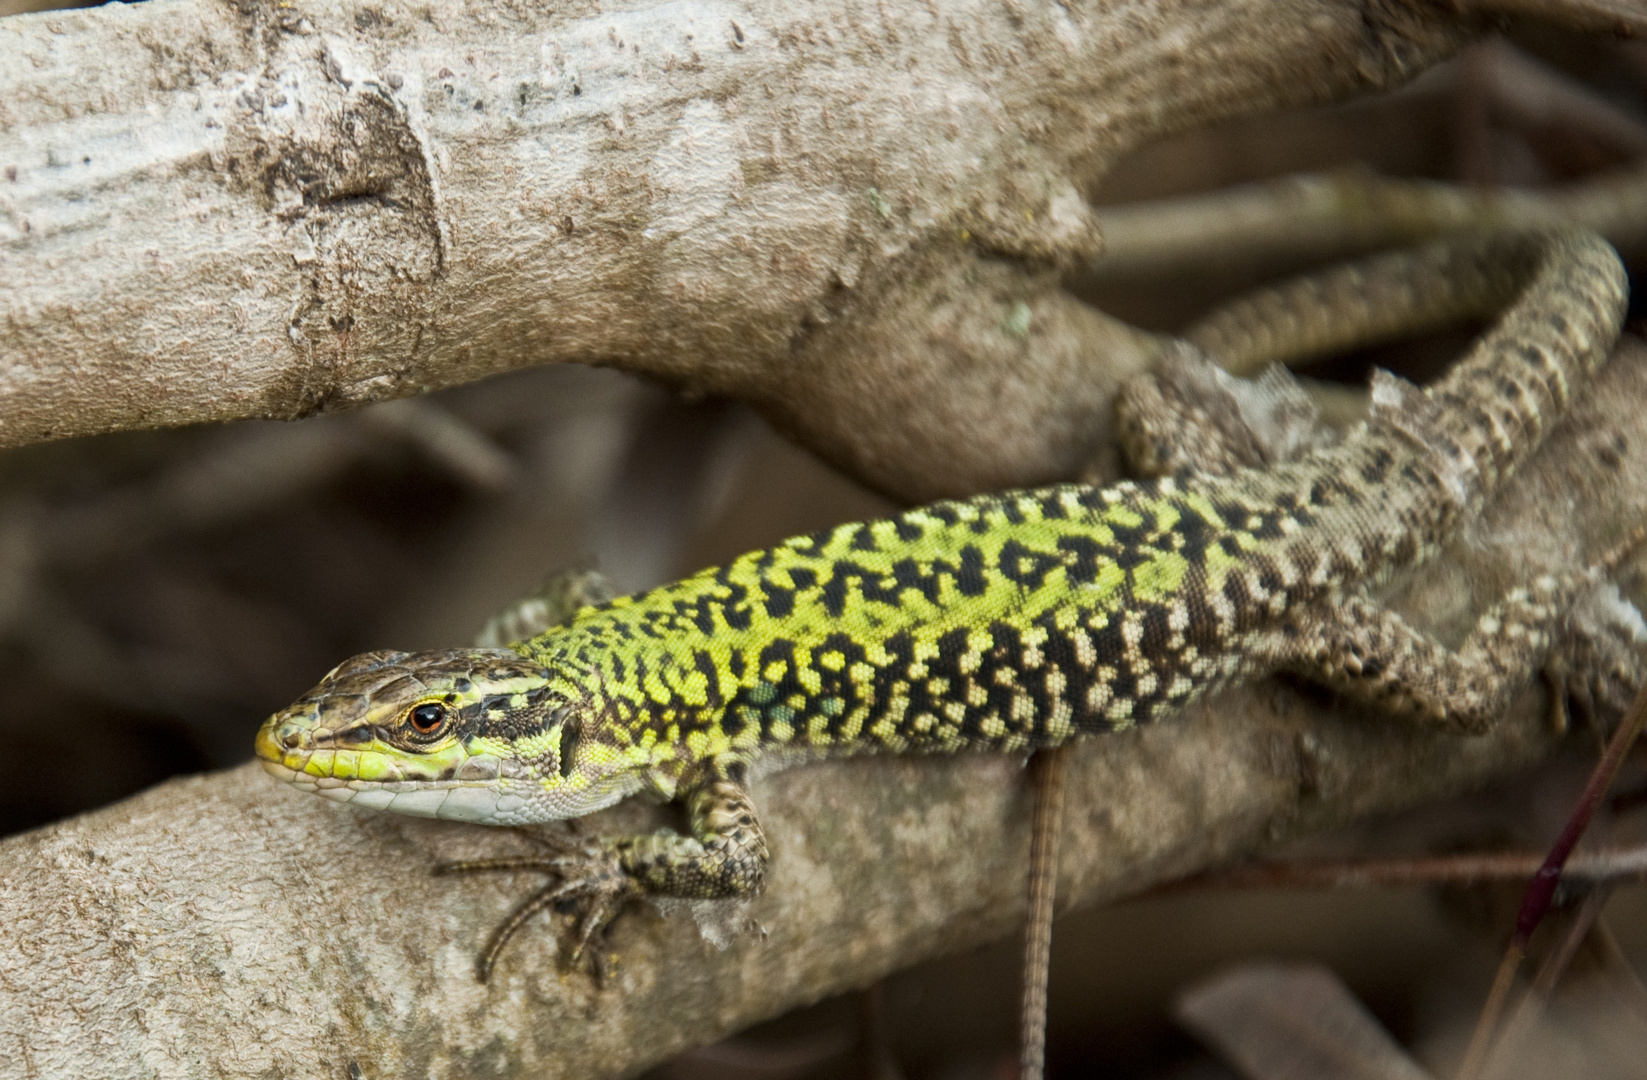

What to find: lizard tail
left=1191, top=230, right=1627, bottom=515
left=1414, top=230, right=1628, bottom=510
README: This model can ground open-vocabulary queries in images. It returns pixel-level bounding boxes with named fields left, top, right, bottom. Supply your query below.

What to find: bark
left=0, top=0, right=1478, bottom=501
left=2, top=335, right=1644, bottom=1080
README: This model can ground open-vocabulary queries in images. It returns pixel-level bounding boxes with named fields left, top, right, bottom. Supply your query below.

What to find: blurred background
left=2, top=2, right=1646, bottom=1076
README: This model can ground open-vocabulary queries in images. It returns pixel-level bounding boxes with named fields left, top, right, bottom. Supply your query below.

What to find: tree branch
left=0, top=0, right=1477, bottom=501
left=3, top=336, right=1644, bottom=1078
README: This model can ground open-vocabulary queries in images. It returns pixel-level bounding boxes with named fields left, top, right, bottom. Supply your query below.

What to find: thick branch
left=0, top=0, right=1473, bottom=500
left=3, top=337, right=1645, bottom=1078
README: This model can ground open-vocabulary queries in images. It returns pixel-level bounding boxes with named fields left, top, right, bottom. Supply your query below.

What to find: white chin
left=299, top=781, right=535, bottom=825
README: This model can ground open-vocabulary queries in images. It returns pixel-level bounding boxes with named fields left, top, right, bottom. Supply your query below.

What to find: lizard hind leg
left=1114, top=340, right=1336, bottom=479
left=472, top=566, right=620, bottom=648
left=1253, top=565, right=1647, bottom=734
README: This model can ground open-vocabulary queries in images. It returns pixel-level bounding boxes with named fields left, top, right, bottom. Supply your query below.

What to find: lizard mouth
left=254, top=718, right=535, bottom=823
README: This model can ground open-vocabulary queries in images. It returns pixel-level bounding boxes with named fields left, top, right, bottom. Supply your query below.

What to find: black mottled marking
left=1138, top=605, right=1172, bottom=654
left=693, top=651, right=725, bottom=710
left=955, top=546, right=989, bottom=597
left=1111, top=544, right=1156, bottom=571
left=1105, top=511, right=1154, bottom=551
left=997, top=539, right=1063, bottom=591
left=1359, top=446, right=1394, bottom=486
left=1056, top=535, right=1118, bottom=585
left=1167, top=500, right=1217, bottom=561
left=1038, top=491, right=1071, bottom=520
left=1255, top=561, right=1285, bottom=597
left=1222, top=572, right=1253, bottom=618
left=1088, top=618, right=1128, bottom=670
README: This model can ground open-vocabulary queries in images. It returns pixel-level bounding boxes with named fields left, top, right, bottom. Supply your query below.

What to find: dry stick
left=1019, top=746, right=1070, bottom=1080
left=1453, top=682, right=1647, bottom=1080
left=1089, top=166, right=1647, bottom=285
left=1479, top=883, right=1617, bottom=1080
left=1168, top=843, right=1647, bottom=891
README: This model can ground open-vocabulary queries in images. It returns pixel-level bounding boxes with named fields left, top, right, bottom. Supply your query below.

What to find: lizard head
left=255, top=648, right=641, bottom=824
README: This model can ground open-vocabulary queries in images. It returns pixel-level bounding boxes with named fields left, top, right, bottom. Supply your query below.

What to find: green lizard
left=257, top=229, right=1645, bottom=979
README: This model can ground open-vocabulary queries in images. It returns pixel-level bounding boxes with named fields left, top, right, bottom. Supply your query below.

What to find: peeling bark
left=2, top=337, right=1644, bottom=1080
left=0, top=0, right=1474, bottom=500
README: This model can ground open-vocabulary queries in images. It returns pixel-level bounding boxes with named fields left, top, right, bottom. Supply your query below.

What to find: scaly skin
left=257, top=230, right=1644, bottom=976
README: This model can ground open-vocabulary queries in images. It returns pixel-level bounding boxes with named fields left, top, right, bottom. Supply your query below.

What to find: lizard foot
left=436, top=830, right=641, bottom=982
left=1545, top=579, right=1647, bottom=733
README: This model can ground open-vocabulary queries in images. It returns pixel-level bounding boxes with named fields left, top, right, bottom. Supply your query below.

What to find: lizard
left=256, top=228, right=1646, bottom=981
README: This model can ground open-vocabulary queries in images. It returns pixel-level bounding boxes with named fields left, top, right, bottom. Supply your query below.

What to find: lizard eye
left=407, top=702, right=447, bottom=736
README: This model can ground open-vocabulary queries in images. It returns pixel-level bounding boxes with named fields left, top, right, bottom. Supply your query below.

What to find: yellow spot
left=840, top=705, right=868, bottom=741
left=1046, top=700, right=1074, bottom=740
left=676, top=668, right=710, bottom=707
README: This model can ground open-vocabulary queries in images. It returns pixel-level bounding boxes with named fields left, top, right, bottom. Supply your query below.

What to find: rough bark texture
left=2, top=336, right=1644, bottom=1080
left=0, top=0, right=1472, bottom=501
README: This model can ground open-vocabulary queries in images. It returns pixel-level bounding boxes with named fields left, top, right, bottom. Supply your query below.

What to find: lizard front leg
left=616, top=762, right=769, bottom=898
left=439, top=758, right=767, bottom=979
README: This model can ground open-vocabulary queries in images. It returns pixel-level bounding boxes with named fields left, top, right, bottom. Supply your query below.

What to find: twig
left=1089, top=166, right=1647, bottom=284
left=1167, top=843, right=1647, bottom=892
left=1479, top=883, right=1615, bottom=1080
left=1454, top=680, right=1647, bottom=1080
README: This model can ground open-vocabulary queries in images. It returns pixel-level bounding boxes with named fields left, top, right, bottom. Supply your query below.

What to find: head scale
left=255, top=648, right=639, bottom=824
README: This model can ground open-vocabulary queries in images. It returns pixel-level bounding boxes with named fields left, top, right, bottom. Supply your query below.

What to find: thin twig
left=1455, top=681, right=1647, bottom=1080
left=1479, top=883, right=1615, bottom=1080
left=1169, top=843, right=1647, bottom=891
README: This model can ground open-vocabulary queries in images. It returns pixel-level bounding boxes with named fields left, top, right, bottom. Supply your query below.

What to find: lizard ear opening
left=556, top=708, right=581, bottom=779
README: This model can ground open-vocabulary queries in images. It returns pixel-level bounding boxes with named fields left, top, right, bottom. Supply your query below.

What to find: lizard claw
left=436, top=834, right=641, bottom=982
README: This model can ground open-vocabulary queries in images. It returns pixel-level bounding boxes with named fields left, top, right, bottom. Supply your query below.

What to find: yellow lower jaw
left=253, top=721, right=286, bottom=766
